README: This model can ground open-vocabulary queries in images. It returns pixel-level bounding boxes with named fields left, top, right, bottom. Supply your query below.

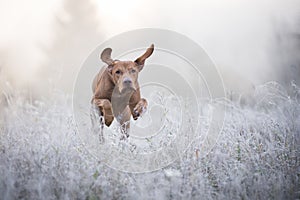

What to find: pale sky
left=0, top=0, right=60, bottom=83
left=0, top=0, right=299, bottom=92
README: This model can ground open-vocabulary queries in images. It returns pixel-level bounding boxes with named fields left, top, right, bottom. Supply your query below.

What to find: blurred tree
left=39, top=0, right=103, bottom=94
left=272, top=18, right=300, bottom=88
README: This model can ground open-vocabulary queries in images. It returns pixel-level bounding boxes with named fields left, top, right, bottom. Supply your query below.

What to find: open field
left=0, top=82, right=299, bottom=199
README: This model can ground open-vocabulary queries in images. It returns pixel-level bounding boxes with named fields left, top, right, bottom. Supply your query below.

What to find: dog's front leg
left=131, top=98, right=148, bottom=120
left=93, top=98, right=114, bottom=126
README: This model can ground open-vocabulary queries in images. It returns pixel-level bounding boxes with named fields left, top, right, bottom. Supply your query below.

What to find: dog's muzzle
left=123, top=77, right=132, bottom=86
left=119, top=77, right=136, bottom=93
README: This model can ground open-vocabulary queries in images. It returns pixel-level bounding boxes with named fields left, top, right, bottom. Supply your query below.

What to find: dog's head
left=100, top=44, right=154, bottom=93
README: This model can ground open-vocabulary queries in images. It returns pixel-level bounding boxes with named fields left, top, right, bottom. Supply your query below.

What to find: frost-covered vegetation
left=0, top=82, right=299, bottom=199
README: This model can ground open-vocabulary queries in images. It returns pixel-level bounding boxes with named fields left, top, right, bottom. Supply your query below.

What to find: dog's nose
left=123, top=77, right=132, bottom=85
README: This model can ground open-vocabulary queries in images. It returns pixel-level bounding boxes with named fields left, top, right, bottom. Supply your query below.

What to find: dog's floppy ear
left=100, top=48, right=114, bottom=66
left=135, top=44, right=154, bottom=71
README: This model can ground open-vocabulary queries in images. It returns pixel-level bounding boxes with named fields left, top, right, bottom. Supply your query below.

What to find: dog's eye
left=115, top=70, right=122, bottom=75
left=131, top=69, right=136, bottom=73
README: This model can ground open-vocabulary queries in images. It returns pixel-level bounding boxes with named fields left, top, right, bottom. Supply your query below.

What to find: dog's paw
left=133, top=99, right=147, bottom=120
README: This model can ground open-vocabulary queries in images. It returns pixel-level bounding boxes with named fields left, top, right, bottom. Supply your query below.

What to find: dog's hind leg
left=99, top=115, right=105, bottom=143
left=90, top=104, right=105, bottom=143
left=120, top=121, right=130, bottom=139
left=118, top=106, right=131, bottom=139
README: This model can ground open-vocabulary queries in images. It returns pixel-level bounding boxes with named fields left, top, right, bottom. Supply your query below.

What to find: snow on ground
left=0, top=82, right=299, bottom=199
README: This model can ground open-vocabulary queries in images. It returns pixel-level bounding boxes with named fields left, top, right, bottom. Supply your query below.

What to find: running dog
left=91, top=44, right=154, bottom=140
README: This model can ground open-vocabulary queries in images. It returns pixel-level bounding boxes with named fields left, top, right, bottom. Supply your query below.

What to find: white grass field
left=0, top=82, right=299, bottom=199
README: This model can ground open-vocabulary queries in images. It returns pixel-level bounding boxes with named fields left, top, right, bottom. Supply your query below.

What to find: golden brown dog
left=91, top=44, right=154, bottom=140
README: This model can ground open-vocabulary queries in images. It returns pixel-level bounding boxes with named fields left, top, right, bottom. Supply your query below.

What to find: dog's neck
left=111, top=87, right=134, bottom=117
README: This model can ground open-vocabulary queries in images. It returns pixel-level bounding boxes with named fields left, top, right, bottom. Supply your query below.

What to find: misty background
left=0, top=0, right=299, bottom=99
left=1, top=1, right=300, bottom=198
